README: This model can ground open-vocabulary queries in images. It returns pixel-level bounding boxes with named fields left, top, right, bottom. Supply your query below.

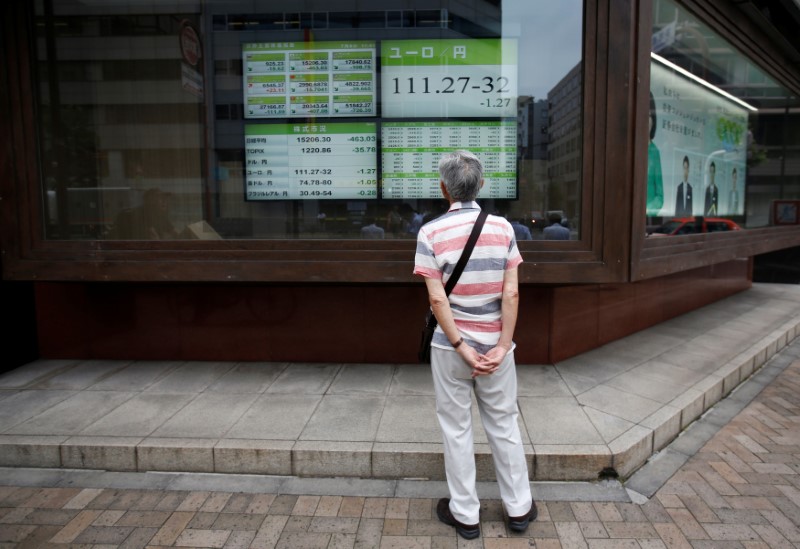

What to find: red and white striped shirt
left=413, top=202, right=522, bottom=353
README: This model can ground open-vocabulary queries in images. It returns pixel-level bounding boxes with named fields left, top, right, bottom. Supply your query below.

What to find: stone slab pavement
left=3, top=323, right=800, bottom=546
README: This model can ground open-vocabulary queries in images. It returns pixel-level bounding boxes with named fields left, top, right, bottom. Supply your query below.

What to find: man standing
left=543, top=213, right=570, bottom=240
left=414, top=151, right=536, bottom=540
left=675, top=156, right=693, bottom=217
left=704, top=161, right=718, bottom=216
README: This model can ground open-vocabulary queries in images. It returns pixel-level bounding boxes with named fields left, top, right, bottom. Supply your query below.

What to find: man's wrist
left=451, top=337, right=464, bottom=349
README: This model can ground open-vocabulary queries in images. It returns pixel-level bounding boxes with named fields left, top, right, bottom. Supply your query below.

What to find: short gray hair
left=438, top=150, right=483, bottom=202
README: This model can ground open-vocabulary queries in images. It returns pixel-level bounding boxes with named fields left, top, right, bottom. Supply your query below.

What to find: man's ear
left=440, top=181, right=449, bottom=200
left=480, top=179, right=485, bottom=189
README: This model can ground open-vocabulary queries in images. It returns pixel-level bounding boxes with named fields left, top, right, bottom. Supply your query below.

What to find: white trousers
left=431, top=347, right=532, bottom=524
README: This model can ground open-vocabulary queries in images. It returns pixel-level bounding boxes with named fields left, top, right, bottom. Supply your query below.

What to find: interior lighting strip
left=651, top=51, right=758, bottom=112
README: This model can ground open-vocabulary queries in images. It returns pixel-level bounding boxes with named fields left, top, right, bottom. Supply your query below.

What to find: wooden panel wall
left=35, top=259, right=750, bottom=365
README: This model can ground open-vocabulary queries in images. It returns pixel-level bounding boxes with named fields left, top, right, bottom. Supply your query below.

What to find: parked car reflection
left=649, top=216, right=741, bottom=236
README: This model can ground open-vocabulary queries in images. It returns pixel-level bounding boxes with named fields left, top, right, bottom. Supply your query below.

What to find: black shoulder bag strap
left=425, top=209, right=490, bottom=331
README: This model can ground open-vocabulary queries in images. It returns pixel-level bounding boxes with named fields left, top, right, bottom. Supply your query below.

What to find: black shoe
left=436, top=498, right=480, bottom=540
left=508, top=501, right=538, bottom=532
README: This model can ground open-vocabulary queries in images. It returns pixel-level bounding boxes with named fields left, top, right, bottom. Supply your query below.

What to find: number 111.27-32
left=391, top=76, right=510, bottom=94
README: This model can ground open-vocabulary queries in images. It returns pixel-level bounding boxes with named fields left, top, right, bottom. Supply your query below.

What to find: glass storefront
left=34, top=0, right=583, bottom=242
left=647, top=0, right=800, bottom=237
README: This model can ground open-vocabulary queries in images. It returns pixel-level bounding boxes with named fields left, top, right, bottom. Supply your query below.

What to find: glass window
left=34, top=0, right=583, bottom=242
left=646, top=0, right=800, bottom=238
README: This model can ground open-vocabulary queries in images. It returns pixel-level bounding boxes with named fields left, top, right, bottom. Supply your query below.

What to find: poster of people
left=646, top=59, right=748, bottom=218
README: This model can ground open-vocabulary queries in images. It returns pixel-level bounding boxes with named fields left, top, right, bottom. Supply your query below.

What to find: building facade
left=2, top=0, right=800, bottom=365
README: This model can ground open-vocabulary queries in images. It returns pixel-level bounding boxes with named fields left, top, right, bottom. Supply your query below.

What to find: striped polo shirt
left=413, top=201, right=522, bottom=354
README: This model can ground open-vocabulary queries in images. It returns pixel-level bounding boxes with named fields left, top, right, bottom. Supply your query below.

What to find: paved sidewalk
left=1, top=340, right=800, bottom=546
left=1, top=283, right=800, bottom=482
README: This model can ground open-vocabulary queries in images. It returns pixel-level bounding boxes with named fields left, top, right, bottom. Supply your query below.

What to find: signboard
left=381, top=121, right=517, bottom=199
left=245, top=122, right=377, bottom=200
left=243, top=41, right=376, bottom=119
left=648, top=60, right=749, bottom=218
left=381, top=39, right=518, bottom=118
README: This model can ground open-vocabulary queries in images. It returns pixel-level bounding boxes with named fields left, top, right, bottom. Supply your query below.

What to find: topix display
left=245, top=122, right=377, bottom=200
left=243, top=41, right=376, bottom=118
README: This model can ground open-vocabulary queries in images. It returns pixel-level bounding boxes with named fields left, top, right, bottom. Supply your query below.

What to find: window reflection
left=35, top=0, right=583, bottom=241
left=647, top=0, right=800, bottom=237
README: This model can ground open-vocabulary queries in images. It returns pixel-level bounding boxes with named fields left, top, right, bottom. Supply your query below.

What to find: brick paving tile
left=679, top=495, right=720, bottom=523
left=604, top=521, right=659, bottom=539
left=702, top=523, right=760, bottom=541
left=0, top=524, right=37, bottom=543
left=118, top=526, right=158, bottom=549
left=148, top=511, right=194, bottom=546
left=714, top=508, right=770, bottom=525
left=15, top=524, right=61, bottom=549
left=527, top=520, right=558, bottom=538
left=316, top=495, right=343, bottom=517
left=328, top=532, right=357, bottom=549
left=283, top=515, right=312, bottom=532
left=63, top=488, right=103, bottom=510
left=309, top=516, right=360, bottom=534
left=554, top=521, right=588, bottom=548
left=386, top=498, right=410, bottom=519
left=750, top=524, right=795, bottom=549
left=21, top=508, right=78, bottom=525
left=638, top=540, right=668, bottom=549
left=667, top=508, right=709, bottom=540
left=577, top=521, right=608, bottom=539
left=174, top=527, right=231, bottom=548
left=591, top=502, right=623, bottom=522
left=276, top=531, right=332, bottom=548
left=222, top=529, right=257, bottom=549
left=478, top=520, right=506, bottom=538
left=586, top=540, right=639, bottom=549
left=409, top=499, right=432, bottom=520
left=49, top=509, right=103, bottom=543
left=267, top=495, right=297, bottom=515
left=250, top=515, right=288, bottom=549
left=379, top=535, right=431, bottom=548
left=201, top=492, right=233, bottom=513
left=293, top=495, right=321, bottom=516
left=131, top=490, right=165, bottom=511
left=115, top=510, right=172, bottom=528
left=362, top=497, right=389, bottom=519
left=0, top=506, right=33, bottom=524
left=571, top=502, right=600, bottom=522
left=339, top=497, right=366, bottom=518
left=480, top=500, right=505, bottom=521
left=187, top=510, right=219, bottom=529
left=246, top=494, right=277, bottom=515
left=353, top=517, right=383, bottom=548
left=220, top=493, right=253, bottom=514
left=177, top=491, right=211, bottom=512
left=93, top=508, right=126, bottom=526
left=73, top=524, right=135, bottom=544
left=769, top=497, right=800, bottom=524
left=482, top=539, right=533, bottom=548
left=530, top=539, right=562, bottom=549
left=549, top=502, right=577, bottom=522
left=155, top=491, right=189, bottom=511
left=406, top=519, right=453, bottom=537
left=642, top=499, right=674, bottom=523
left=382, top=518, right=407, bottom=536
left=210, top=511, right=266, bottom=531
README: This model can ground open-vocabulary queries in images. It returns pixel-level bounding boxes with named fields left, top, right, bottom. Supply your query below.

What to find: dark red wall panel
left=36, top=259, right=749, bottom=365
